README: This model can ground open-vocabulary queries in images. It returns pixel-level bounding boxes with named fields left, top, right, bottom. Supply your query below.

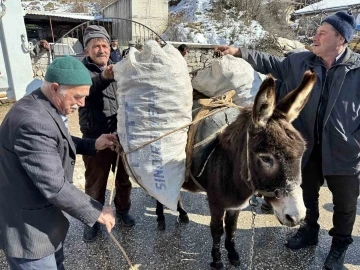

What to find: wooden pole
left=49, top=16, right=55, bottom=43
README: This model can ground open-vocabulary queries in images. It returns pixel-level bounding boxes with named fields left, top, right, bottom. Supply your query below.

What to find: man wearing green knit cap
left=0, top=55, right=117, bottom=270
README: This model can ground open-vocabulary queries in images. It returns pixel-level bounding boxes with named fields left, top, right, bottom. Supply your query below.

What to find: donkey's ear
left=276, top=70, right=316, bottom=123
left=252, top=74, right=276, bottom=128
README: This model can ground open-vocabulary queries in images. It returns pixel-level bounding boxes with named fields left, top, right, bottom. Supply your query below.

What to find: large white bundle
left=192, top=55, right=265, bottom=106
left=113, top=41, right=193, bottom=211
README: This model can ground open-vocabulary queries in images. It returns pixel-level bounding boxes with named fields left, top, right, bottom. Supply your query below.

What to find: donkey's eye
left=258, top=154, right=275, bottom=168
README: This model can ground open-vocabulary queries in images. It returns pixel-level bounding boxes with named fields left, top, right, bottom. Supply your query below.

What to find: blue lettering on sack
left=124, top=99, right=139, bottom=168
left=148, top=93, right=166, bottom=191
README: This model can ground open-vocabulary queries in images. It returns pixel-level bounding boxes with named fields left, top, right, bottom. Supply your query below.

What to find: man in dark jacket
left=216, top=12, right=359, bottom=270
left=0, top=56, right=116, bottom=269
left=80, top=25, right=135, bottom=242
left=110, top=36, right=122, bottom=63
left=121, top=40, right=136, bottom=58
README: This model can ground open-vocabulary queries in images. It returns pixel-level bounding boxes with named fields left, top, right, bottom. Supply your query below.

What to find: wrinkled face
left=249, top=117, right=306, bottom=227
left=85, top=38, right=110, bottom=67
left=312, top=23, right=345, bottom=59
left=51, top=83, right=89, bottom=115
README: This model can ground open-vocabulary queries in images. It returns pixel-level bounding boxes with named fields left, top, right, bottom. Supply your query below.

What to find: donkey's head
left=247, top=71, right=316, bottom=227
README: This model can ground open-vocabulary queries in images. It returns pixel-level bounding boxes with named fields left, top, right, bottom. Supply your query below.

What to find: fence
left=52, top=17, right=165, bottom=60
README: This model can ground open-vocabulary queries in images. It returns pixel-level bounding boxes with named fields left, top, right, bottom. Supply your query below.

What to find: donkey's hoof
left=157, top=220, right=166, bottom=231
left=179, top=214, right=189, bottom=224
left=210, top=261, right=224, bottom=270
left=228, top=251, right=240, bottom=266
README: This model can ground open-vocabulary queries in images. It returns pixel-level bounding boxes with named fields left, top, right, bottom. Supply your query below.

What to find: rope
left=107, top=152, right=135, bottom=270
left=185, top=90, right=239, bottom=182
left=104, top=90, right=241, bottom=269
left=120, top=91, right=240, bottom=158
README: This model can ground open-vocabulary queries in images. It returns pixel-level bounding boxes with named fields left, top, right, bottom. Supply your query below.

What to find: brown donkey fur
left=156, top=71, right=317, bottom=269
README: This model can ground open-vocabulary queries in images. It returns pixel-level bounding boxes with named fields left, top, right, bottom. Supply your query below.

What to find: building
left=291, top=0, right=360, bottom=37
left=101, top=0, right=168, bottom=44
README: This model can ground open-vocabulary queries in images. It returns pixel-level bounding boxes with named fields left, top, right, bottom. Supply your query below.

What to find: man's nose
left=78, top=98, right=85, bottom=107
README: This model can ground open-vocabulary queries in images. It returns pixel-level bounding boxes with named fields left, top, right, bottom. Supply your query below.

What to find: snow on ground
left=162, top=0, right=267, bottom=46
left=21, top=0, right=97, bottom=14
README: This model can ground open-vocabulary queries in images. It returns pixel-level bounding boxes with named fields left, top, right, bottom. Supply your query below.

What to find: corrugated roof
left=293, top=0, right=360, bottom=15
left=24, top=10, right=100, bottom=21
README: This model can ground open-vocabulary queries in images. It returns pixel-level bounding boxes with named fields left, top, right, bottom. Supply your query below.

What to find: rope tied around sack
left=184, top=90, right=240, bottom=184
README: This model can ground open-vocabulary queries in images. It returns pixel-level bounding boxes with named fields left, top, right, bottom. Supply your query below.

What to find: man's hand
left=214, top=45, right=242, bottom=57
left=97, top=206, right=115, bottom=233
left=102, top=65, right=115, bottom=80
left=95, top=133, right=118, bottom=151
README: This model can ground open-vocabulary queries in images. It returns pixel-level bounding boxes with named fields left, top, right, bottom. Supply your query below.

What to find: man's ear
left=50, top=83, right=60, bottom=95
left=84, top=46, right=90, bottom=56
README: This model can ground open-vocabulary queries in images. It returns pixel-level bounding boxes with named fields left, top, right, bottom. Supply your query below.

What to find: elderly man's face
left=85, top=38, right=110, bottom=67
left=51, top=83, right=90, bottom=115
left=312, top=23, right=345, bottom=58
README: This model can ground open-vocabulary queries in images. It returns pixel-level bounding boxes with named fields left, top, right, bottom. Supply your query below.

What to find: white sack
left=113, top=41, right=193, bottom=211
left=192, top=55, right=265, bottom=106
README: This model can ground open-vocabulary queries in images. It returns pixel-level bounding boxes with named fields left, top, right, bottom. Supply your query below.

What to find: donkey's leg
left=224, top=210, right=240, bottom=266
left=209, top=204, right=225, bottom=270
left=177, top=199, right=189, bottom=223
left=156, top=200, right=166, bottom=231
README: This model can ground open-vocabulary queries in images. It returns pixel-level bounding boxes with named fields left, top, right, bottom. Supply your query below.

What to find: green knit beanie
left=45, top=55, right=92, bottom=86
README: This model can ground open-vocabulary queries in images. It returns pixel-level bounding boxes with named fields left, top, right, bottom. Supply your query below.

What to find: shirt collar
left=335, top=49, right=346, bottom=62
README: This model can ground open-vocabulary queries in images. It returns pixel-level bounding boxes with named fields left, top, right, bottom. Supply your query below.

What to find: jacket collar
left=31, top=88, right=76, bottom=155
left=304, top=48, right=360, bottom=70
left=82, top=56, right=113, bottom=72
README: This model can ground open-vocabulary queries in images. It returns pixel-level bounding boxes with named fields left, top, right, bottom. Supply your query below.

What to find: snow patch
left=163, top=0, right=267, bottom=46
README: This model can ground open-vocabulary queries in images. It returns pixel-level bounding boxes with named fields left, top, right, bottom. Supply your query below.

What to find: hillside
left=21, top=0, right=98, bottom=14
left=163, top=0, right=266, bottom=46
left=21, top=0, right=301, bottom=49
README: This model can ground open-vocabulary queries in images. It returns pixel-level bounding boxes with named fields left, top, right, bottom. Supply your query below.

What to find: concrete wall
left=0, top=0, right=34, bottom=100
left=131, top=0, right=168, bottom=40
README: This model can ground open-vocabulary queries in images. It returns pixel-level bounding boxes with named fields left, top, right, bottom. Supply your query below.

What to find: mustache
left=71, top=104, right=79, bottom=110
left=96, top=53, right=108, bottom=57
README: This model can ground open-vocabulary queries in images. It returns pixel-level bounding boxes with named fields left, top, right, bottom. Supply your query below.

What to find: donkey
left=156, top=70, right=316, bottom=269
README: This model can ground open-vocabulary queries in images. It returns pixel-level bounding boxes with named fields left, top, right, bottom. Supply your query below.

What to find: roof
left=23, top=10, right=101, bottom=21
left=293, top=0, right=360, bottom=16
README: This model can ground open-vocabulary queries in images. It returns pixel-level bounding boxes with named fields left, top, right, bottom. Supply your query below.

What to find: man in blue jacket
left=110, top=36, right=122, bottom=63
left=216, top=12, right=359, bottom=270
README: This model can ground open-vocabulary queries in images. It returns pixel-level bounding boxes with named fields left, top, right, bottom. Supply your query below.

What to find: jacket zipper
left=316, top=69, right=328, bottom=144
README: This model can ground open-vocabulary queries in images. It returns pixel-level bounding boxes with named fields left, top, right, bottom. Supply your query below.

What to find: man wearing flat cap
left=110, top=36, right=122, bottom=63
left=0, top=55, right=116, bottom=269
left=216, top=11, right=359, bottom=269
left=80, top=25, right=135, bottom=243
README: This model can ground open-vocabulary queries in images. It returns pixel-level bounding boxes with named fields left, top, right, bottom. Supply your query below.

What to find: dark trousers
left=6, top=247, right=64, bottom=270
left=83, top=148, right=132, bottom=213
left=302, top=145, right=359, bottom=244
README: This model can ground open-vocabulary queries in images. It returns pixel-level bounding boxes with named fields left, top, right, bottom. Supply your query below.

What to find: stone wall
left=29, top=43, right=219, bottom=79
left=169, top=42, right=218, bottom=76
left=31, top=50, right=52, bottom=80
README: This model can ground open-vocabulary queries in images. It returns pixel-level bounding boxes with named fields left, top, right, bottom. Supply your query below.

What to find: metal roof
left=293, top=0, right=360, bottom=16
left=23, top=10, right=100, bottom=21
